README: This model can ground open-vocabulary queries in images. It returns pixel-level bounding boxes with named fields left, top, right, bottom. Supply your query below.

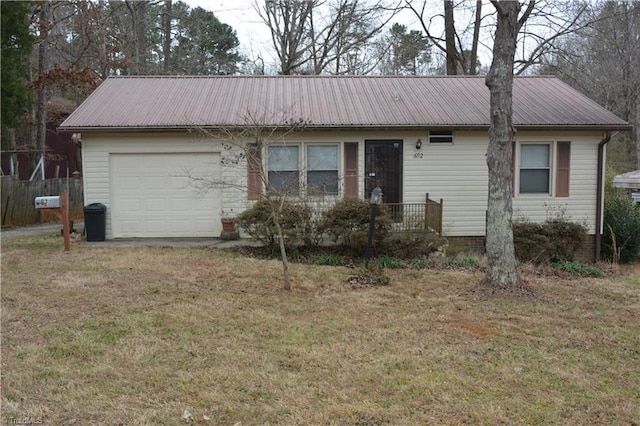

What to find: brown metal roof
left=59, top=75, right=631, bottom=132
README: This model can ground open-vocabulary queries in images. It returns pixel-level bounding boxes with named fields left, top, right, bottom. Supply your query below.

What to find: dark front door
left=364, top=140, right=403, bottom=204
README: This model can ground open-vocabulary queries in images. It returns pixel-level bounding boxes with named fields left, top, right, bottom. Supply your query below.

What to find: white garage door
left=111, top=153, right=221, bottom=238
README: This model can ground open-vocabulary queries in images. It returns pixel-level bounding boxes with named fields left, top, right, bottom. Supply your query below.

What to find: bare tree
left=407, top=0, right=484, bottom=75
left=479, top=0, right=535, bottom=294
left=513, top=1, right=590, bottom=75
left=259, top=0, right=315, bottom=74
left=469, top=0, right=482, bottom=75
left=307, top=0, right=400, bottom=75
left=259, top=0, right=400, bottom=75
left=547, top=2, right=639, bottom=171
left=185, top=113, right=313, bottom=290
left=408, top=0, right=590, bottom=76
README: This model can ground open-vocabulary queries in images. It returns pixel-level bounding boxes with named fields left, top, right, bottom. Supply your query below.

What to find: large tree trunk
left=479, top=1, right=533, bottom=294
left=469, top=0, right=482, bottom=75
left=444, top=0, right=457, bottom=75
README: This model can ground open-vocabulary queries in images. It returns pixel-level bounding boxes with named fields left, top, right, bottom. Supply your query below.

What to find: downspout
left=595, top=132, right=612, bottom=262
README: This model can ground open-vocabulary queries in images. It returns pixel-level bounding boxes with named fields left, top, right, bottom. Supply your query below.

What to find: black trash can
left=84, top=203, right=106, bottom=242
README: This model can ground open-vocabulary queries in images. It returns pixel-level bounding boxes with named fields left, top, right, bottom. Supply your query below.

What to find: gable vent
left=429, top=130, right=453, bottom=144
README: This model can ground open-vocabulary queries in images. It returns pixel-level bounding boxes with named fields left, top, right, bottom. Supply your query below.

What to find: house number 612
left=414, top=153, right=423, bottom=159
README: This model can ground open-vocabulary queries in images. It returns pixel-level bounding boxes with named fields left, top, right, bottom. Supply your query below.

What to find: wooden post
left=439, top=198, right=443, bottom=236
left=425, top=193, right=429, bottom=231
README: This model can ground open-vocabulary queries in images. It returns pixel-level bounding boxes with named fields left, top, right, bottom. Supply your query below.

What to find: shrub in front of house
left=551, top=260, right=605, bottom=278
left=602, top=191, right=640, bottom=263
left=513, top=219, right=587, bottom=264
left=319, top=198, right=392, bottom=254
left=236, top=199, right=316, bottom=249
left=381, top=232, right=446, bottom=260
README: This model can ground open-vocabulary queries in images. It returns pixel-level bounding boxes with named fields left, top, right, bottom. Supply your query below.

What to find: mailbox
left=35, top=196, right=61, bottom=209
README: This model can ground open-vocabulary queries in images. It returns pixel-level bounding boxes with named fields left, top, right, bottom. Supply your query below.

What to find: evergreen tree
left=1, top=1, right=34, bottom=148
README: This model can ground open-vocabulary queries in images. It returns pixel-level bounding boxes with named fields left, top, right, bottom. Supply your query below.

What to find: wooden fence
left=1, top=177, right=84, bottom=227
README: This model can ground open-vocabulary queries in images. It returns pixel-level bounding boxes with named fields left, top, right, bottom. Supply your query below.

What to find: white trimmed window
left=519, top=143, right=551, bottom=194
left=267, top=144, right=340, bottom=196
left=515, top=141, right=571, bottom=197
left=307, top=145, right=339, bottom=195
left=267, top=145, right=300, bottom=195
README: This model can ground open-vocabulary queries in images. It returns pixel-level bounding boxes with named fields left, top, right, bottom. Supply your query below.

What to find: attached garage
left=110, top=152, right=221, bottom=238
left=67, top=130, right=230, bottom=240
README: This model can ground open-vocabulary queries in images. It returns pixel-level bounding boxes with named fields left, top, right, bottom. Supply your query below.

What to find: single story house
left=59, top=75, right=631, bottom=259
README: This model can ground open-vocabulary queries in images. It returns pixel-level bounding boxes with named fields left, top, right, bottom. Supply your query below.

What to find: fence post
left=439, top=199, right=443, bottom=236
left=424, top=193, right=429, bottom=231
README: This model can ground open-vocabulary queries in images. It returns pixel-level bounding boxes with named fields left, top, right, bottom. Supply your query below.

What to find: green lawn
left=2, top=235, right=639, bottom=425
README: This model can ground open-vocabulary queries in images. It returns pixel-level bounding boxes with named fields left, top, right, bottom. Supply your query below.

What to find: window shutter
left=556, top=141, right=570, bottom=197
left=344, top=142, right=358, bottom=198
left=247, top=143, right=262, bottom=200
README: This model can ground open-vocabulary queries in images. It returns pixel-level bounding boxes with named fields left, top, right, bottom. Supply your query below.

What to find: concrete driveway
left=1, top=222, right=82, bottom=240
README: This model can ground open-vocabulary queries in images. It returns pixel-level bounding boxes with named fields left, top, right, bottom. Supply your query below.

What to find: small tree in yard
left=185, top=112, right=316, bottom=291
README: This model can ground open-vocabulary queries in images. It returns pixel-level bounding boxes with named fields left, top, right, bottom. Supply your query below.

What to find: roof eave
left=514, top=124, right=633, bottom=132
left=58, top=123, right=633, bottom=133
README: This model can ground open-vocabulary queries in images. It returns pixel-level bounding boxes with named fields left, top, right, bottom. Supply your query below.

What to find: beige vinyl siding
left=513, top=132, right=600, bottom=233
left=268, top=131, right=490, bottom=237
left=404, top=131, right=488, bottom=236
left=274, top=130, right=595, bottom=236
left=82, top=129, right=603, bottom=239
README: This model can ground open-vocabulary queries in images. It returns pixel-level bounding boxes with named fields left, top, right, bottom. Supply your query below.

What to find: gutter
left=58, top=124, right=633, bottom=134
left=595, top=132, right=612, bottom=262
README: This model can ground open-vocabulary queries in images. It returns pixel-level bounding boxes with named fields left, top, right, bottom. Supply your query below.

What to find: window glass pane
left=307, top=145, right=338, bottom=170
left=520, top=144, right=550, bottom=168
left=307, top=171, right=339, bottom=195
left=268, top=171, right=299, bottom=195
left=268, top=146, right=298, bottom=171
left=520, top=169, right=550, bottom=193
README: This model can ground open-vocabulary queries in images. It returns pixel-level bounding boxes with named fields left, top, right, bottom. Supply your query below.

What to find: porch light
left=370, top=187, right=383, bottom=205
left=416, top=138, right=422, bottom=150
